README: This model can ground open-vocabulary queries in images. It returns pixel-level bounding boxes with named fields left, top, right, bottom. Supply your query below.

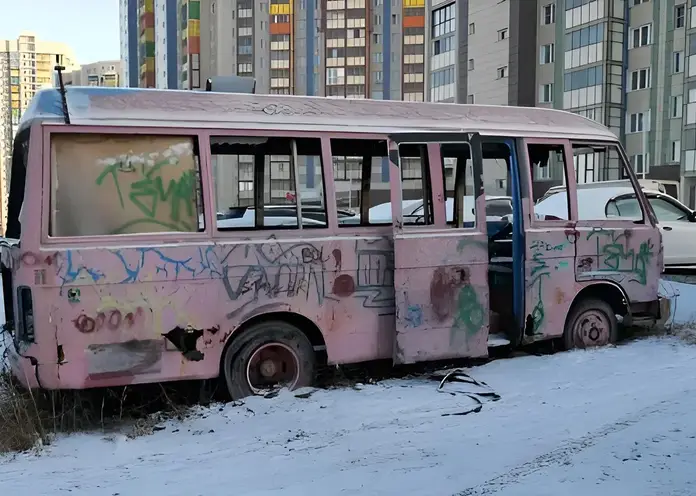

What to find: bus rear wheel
left=563, top=298, right=618, bottom=350
left=222, top=320, right=316, bottom=400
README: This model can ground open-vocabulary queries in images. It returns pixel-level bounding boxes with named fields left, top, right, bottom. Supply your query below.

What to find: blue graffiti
left=58, top=251, right=105, bottom=289
left=405, top=304, right=423, bottom=328
left=112, top=248, right=197, bottom=283
left=197, top=246, right=224, bottom=278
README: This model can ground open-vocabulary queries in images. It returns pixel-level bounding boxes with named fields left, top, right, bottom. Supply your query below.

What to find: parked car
left=535, top=186, right=696, bottom=268
left=366, top=195, right=514, bottom=224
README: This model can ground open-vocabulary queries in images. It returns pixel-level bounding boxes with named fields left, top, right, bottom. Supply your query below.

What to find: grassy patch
left=0, top=366, right=203, bottom=454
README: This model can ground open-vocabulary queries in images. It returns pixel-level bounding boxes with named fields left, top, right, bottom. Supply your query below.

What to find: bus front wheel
left=563, top=298, right=618, bottom=350
left=222, top=320, right=316, bottom=400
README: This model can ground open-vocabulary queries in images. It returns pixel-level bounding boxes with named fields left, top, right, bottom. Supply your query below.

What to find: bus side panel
left=22, top=235, right=397, bottom=389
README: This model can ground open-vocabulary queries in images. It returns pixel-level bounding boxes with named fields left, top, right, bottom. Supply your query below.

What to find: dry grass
left=0, top=371, right=49, bottom=453
left=0, top=329, right=202, bottom=455
left=0, top=371, right=200, bottom=454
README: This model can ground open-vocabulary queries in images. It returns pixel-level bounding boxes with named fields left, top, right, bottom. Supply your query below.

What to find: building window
left=468, top=59, right=474, bottom=71
left=432, top=35, right=453, bottom=55
left=631, top=153, right=648, bottom=174
left=564, top=65, right=603, bottom=91
left=674, top=51, right=684, bottom=73
left=540, top=43, right=555, bottom=64
left=498, top=28, right=508, bottom=41
left=672, top=94, right=683, bottom=118
left=432, top=3, right=455, bottom=38
left=497, top=66, right=508, bottom=79
left=671, top=140, right=681, bottom=162
left=469, top=23, right=475, bottom=35
left=630, top=68, right=651, bottom=90
left=631, top=0, right=649, bottom=5
left=542, top=3, right=556, bottom=25
left=539, top=83, right=554, bottom=103
left=565, top=24, right=604, bottom=50
left=631, top=24, right=652, bottom=48
left=675, top=4, right=686, bottom=28
left=628, top=111, right=649, bottom=133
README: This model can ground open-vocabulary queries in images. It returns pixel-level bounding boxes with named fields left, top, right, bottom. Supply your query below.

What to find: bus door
left=521, top=138, right=578, bottom=341
left=389, top=134, right=490, bottom=364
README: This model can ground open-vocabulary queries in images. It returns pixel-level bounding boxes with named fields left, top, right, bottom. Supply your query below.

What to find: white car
left=367, top=195, right=513, bottom=225
left=535, top=186, right=696, bottom=268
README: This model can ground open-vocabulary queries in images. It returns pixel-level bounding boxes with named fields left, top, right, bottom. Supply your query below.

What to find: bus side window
left=398, top=143, right=433, bottom=226
left=440, top=142, right=475, bottom=228
left=209, top=136, right=326, bottom=230
left=528, top=144, right=570, bottom=221
left=330, top=138, right=390, bottom=227
left=570, top=142, right=642, bottom=222
left=50, top=133, right=205, bottom=237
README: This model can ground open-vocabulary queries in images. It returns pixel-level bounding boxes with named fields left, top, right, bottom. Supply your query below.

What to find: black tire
left=222, top=320, right=315, bottom=400
left=563, top=298, right=618, bottom=350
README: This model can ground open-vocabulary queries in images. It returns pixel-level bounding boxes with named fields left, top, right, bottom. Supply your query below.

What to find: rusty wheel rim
left=246, top=342, right=300, bottom=395
left=571, top=309, right=611, bottom=349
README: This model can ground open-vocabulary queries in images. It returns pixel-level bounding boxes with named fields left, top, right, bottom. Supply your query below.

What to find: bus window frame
left=569, top=139, right=656, bottom=226
left=208, top=130, right=331, bottom=233
left=41, top=125, right=215, bottom=246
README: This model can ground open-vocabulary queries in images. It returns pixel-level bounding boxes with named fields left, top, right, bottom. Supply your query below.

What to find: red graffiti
left=20, top=252, right=60, bottom=266
left=332, top=274, right=355, bottom=297
left=332, top=249, right=342, bottom=271
left=430, top=266, right=470, bottom=321
left=73, top=308, right=143, bottom=333
left=74, top=314, right=97, bottom=333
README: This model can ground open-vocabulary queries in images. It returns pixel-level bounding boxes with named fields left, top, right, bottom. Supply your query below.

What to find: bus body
left=2, top=87, right=668, bottom=397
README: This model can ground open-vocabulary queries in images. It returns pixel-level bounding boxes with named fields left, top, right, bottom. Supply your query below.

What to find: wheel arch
left=219, top=306, right=327, bottom=376
left=565, top=281, right=629, bottom=330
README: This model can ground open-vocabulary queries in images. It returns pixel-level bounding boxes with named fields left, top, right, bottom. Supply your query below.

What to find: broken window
left=50, top=133, right=204, bottom=237
left=210, top=136, right=326, bottom=229
left=330, top=138, right=390, bottom=227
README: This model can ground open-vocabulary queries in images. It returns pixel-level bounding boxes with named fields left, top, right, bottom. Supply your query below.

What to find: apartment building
left=120, top=0, right=179, bottom=88
left=534, top=0, right=694, bottom=204
left=63, top=60, right=122, bottom=87
left=0, top=33, right=76, bottom=231
left=165, top=0, right=428, bottom=207
left=424, top=0, right=696, bottom=204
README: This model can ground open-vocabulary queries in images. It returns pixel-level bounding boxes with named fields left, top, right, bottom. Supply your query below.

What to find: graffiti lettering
left=73, top=308, right=143, bottom=334
left=527, top=240, right=551, bottom=334
left=405, top=304, right=423, bottom=328
left=586, top=229, right=654, bottom=285
left=95, top=146, right=197, bottom=234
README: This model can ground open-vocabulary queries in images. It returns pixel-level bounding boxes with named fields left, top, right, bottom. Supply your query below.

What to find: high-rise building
left=120, top=0, right=178, bottom=88
left=0, top=33, right=76, bottom=231
left=423, top=0, right=696, bottom=205
left=63, top=60, right=122, bottom=87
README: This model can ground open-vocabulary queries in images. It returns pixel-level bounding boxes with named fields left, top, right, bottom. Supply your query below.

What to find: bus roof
left=20, top=86, right=618, bottom=141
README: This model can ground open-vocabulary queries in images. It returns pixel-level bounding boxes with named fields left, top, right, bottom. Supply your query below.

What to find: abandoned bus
left=2, top=87, right=669, bottom=398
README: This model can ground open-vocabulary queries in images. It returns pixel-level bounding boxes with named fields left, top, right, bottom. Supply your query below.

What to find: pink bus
left=2, top=87, right=669, bottom=399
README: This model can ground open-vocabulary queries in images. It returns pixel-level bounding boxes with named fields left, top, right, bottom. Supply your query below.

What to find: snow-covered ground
left=0, top=280, right=695, bottom=496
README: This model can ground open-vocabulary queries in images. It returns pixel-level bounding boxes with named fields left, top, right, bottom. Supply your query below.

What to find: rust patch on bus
left=430, top=266, right=470, bottom=321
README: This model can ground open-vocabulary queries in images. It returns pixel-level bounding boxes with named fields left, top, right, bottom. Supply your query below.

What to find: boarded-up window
left=50, top=134, right=204, bottom=237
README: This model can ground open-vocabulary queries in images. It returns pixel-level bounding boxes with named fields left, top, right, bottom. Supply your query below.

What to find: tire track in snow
left=453, top=392, right=694, bottom=496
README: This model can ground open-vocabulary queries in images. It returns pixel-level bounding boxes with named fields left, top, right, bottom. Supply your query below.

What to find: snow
left=1, top=279, right=696, bottom=495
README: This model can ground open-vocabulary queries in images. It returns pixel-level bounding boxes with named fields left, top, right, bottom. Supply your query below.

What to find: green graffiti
left=527, top=240, right=551, bottom=334
left=96, top=156, right=196, bottom=234
left=586, top=229, right=654, bottom=285
left=451, top=284, right=484, bottom=346
left=457, top=238, right=489, bottom=253
left=556, top=261, right=569, bottom=270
